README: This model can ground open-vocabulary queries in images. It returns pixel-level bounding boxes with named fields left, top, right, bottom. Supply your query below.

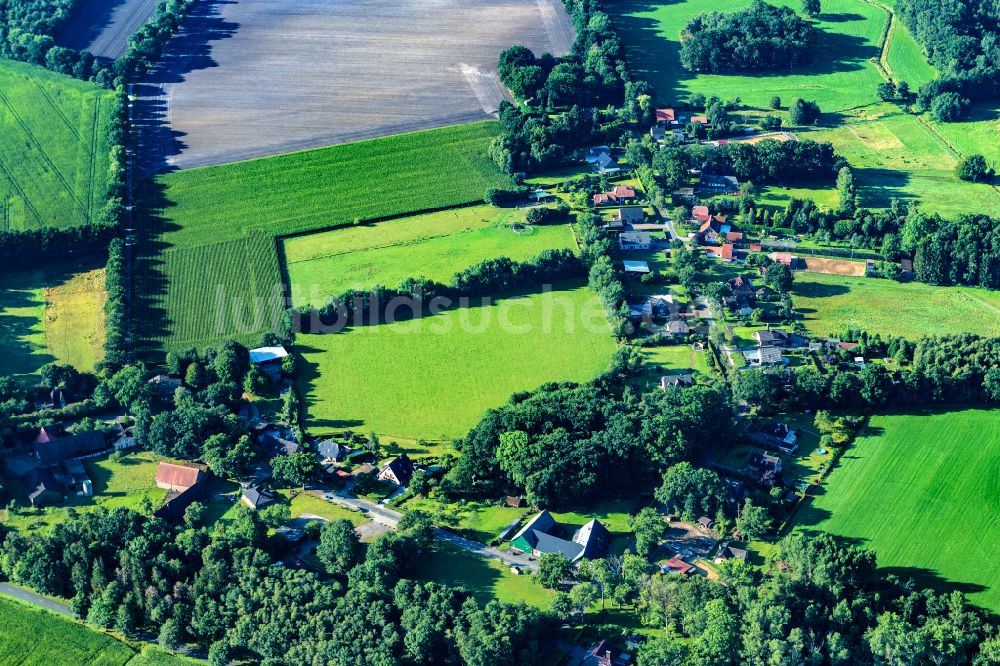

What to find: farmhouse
left=614, top=207, right=645, bottom=224
left=378, top=454, right=415, bottom=486
left=715, top=542, right=748, bottom=563
left=655, top=108, right=676, bottom=123
left=583, top=639, right=631, bottom=666
left=706, top=244, right=734, bottom=261
left=754, top=329, right=791, bottom=347
left=35, top=430, right=107, bottom=467
left=619, top=231, right=652, bottom=251
left=612, top=185, right=637, bottom=201
left=511, top=510, right=610, bottom=562
left=155, top=462, right=206, bottom=492
left=665, top=319, right=690, bottom=336
left=594, top=152, right=621, bottom=174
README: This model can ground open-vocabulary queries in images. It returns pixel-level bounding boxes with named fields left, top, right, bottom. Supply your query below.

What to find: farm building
left=378, top=454, right=415, bottom=486
left=155, top=462, right=206, bottom=492
left=250, top=346, right=289, bottom=381
left=510, top=510, right=610, bottom=563
left=619, top=231, right=652, bottom=251
left=34, top=430, right=107, bottom=467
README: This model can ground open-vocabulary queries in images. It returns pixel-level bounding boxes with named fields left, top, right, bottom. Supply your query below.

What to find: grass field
left=0, top=597, right=191, bottom=665
left=792, top=272, right=1000, bottom=338
left=929, top=103, right=1000, bottom=167
left=806, top=105, right=1000, bottom=217
left=0, top=59, right=114, bottom=232
left=284, top=205, right=576, bottom=306
left=883, top=9, right=936, bottom=88
left=410, top=542, right=556, bottom=608
left=2, top=451, right=169, bottom=533
left=297, top=282, right=616, bottom=440
left=609, top=0, right=887, bottom=111
left=0, top=260, right=106, bottom=377
left=404, top=497, right=526, bottom=543
left=793, top=408, right=1000, bottom=613
left=758, top=183, right=840, bottom=211
left=633, top=344, right=712, bottom=392
left=140, top=122, right=513, bottom=354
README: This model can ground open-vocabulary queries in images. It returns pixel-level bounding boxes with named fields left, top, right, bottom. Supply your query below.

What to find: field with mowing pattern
left=0, top=59, right=114, bottom=232
left=139, top=123, right=513, bottom=354
left=0, top=260, right=106, bottom=377
left=284, top=205, right=576, bottom=306
left=0, top=597, right=191, bottom=666
left=806, top=105, right=1000, bottom=217
left=297, top=282, right=616, bottom=440
left=608, top=0, right=887, bottom=111
left=793, top=272, right=1000, bottom=338
left=793, top=409, right=1000, bottom=613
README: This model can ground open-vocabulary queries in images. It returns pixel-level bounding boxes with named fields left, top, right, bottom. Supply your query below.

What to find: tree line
left=679, top=0, right=816, bottom=73
left=897, top=0, right=1000, bottom=121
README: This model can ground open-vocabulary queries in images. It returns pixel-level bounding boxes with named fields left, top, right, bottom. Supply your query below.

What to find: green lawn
left=805, top=105, right=1000, bottom=216
left=409, top=541, right=556, bottom=609
left=929, top=103, right=1000, bottom=167
left=0, top=259, right=106, bottom=377
left=139, top=122, right=512, bottom=354
left=297, top=282, right=616, bottom=440
left=0, top=59, right=114, bottom=232
left=609, top=0, right=887, bottom=111
left=792, top=272, right=1000, bottom=338
left=284, top=205, right=576, bottom=306
left=288, top=492, right=368, bottom=526
left=792, top=408, right=1000, bottom=613
left=758, top=183, right=840, bottom=212
left=883, top=10, right=936, bottom=88
left=404, top=497, right=526, bottom=543
left=633, top=344, right=712, bottom=391
left=0, top=596, right=191, bottom=665
left=2, top=451, right=169, bottom=533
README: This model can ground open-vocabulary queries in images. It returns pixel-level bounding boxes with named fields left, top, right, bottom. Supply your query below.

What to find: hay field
left=284, top=205, right=577, bottom=306
left=296, top=282, right=616, bottom=440
left=793, top=272, right=1000, bottom=338
left=793, top=408, right=1000, bottom=613
left=608, top=0, right=886, bottom=111
left=0, top=261, right=106, bottom=377
left=0, top=59, right=114, bottom=231
left=139, top=123, right=512, bottom=353
left=142, top=0, right=575, bottom=170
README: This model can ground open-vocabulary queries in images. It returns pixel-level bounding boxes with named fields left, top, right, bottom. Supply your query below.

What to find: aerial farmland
left=138, top=0, right=575, bottom=170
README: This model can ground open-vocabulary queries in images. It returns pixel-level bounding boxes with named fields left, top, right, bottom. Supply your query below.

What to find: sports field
left=297, top=282, right=616, bottom=440
left=806, top=105, right=1000, bottom=217
left=608, top=0, right=886, bottom=111
left=284, top=205, right=576, bottom=306
left=793, top=272, right=1000, bottom=338
left=0, top=59, right=114, bottom=232
left=0, top=261, right=106, bottom=376
left=794, top=408, right=1000, bottom=613
left=0, top=596, right=191, bottom=665
left=140, top=123, right=513, bottom=353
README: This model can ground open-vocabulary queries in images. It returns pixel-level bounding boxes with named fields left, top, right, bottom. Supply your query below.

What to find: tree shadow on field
left=855, top=168, right=918, bottom=208
left=792, top=281, right=850, bottom=299
left=132, top=177, right=177, bottom=362
left=55, top=0, right=130, bottom=53
left=607, top=0, right=876, bottom=104
left=136, top=0, right=239, bottom=175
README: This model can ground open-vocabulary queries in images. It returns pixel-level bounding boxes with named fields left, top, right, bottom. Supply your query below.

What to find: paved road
left=321, top=491, right=540, bottom=572
left=0, top=583, right=71, bottom=616
left=656, top=207, right=683, bottom=241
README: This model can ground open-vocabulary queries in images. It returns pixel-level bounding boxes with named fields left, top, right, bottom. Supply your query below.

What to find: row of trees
left=102, top=239, right=129, bottom=367
left=897, top=0, right=1000, bottom=120
left=0, top=507, right=550, bottom=665
left=680, top=1, right=816, bottom=73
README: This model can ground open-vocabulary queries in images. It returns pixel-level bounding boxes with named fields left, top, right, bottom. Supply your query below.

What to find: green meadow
left=284, top=205, right=576, bottom=306
left=793, top=272, right=1000, bottom=338
left=0, top=260, right=106, bottom=377
left=793, top=408, right=1000, bottom=613
left=0, top=596, right=191, bottom=666
left=633, top=344, right=712, bottom=392
left=608, top=0, right=887, bottom=111
left=140, top=122, right=512, bottom=354
left=806, top=105, right=1000, bottom=217
left=297, top=282, right=616, bottom=440
left=0, top=58, right=114, bottom=232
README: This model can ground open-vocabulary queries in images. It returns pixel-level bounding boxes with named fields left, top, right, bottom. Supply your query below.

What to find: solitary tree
left=956, top=154, right=993, bottom=183
left=801, top=0, right=820, bottom=17
left=769, top=95, right=781, bottom=110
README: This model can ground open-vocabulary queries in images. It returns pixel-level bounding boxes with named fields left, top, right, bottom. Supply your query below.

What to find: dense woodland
left=679, top=0, right=816, bottom=73
left=897, top=0, right=1000, bottom=119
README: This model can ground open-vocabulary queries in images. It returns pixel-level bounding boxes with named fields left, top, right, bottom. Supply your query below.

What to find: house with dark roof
left=593, top=152, right=620, bottom=174
left=715, top=542, right=748, bottom=563
left=148, top=374, right=182, bottom=401
left=378, top=454, right=415, bottom=486
left=753, top=329, right=791, bottom=347
left=583, top=639, right=631, bottom=666
left=57, top=459, right=92, bottom=497
left=743, top=346, right=784, bottom=366
left=699, top=174, right=739, bottom=193
left=618, top=231, right=652, bottom=251
left=613, top=207, right=645, bottom=225
left=21, top=468, right=62, bottom=507
left=660, top=374, right=694, bottom=390
left=242, top=485, right=277, bottom=510
left=34, top=430, right=107, bottom=468
left=317, top=440, right=351, bottom=463
left=510, top=511, right=610, bottom=563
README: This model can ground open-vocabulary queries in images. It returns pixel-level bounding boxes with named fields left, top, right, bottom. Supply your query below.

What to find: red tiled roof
left=726, top=231, right=744, bottom=241
left=156, top=462, right=202, bottom=489
left=690, top=115, right=709, bottom=124
left=611, top=185, right=636, bottom=198
left=665, top=556, right=694, bottom=574
left=749, top=245, right=762, bottom=252
left=33, top=427, right=58, bottom=446
left=692, top=205, right=709, bottom=217
left=593, top=193, right=617, bottom=205
left=655, top=108, right=675, bottom=122
left=713, top=214, right=728, bottom=223
left=720, top=244, right=734, bottom=259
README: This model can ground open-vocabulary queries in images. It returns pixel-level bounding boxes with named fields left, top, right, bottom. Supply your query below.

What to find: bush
left=789, top=98, right=821, bottom=125
left=929, top=92, right=968, bottom=122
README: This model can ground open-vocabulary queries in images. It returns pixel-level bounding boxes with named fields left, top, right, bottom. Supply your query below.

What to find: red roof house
left=593, top=192, right=617, bottom=206
left=155, top=462, right=206, bottom=492
left=655, top=108, right=676, bottom=123
left=691, top=205, right=709, bottom=221
left=665, top=556, right=694, bottom=574
left=689, top=115, right=709, bottom=124
left=611, top=185, right=637, bottom=200
left=720, top=244, right=734, bottom=260
left=726, top=231, right=744, bottom=242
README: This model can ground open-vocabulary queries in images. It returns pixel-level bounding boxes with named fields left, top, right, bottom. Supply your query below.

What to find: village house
left=582, top=639, right=631, bottom=666
left=715, top=542, right=748, bottom=563
left=20, top=468, right=61, bottom=507
left=748, top=452, right=783, bottom=486
left=154, top=462, right=210, bottom=522
left=660, top=373, right=694, bottom=390
left=618, top=231, right=652, bottom=251
left=743, top=346, right=785, bottom=366
left=655, top=108, right=676, bottom=124
left=613, top=207, right=645, bottom=225
left=317, top=439, right=352, bottom=464
left=148, top=374, right=182, bottom=402
left=156, top=462, right=206, bottom=493
left=665, top=319, right=690, bottom=337
left=611, top=185, right=637, bottom=201
left=242, top=485, right=277, bottom=510
left=585, top=146, right=611, bottom=163
left=594, top=152, right=620, bottom=175
left=511, top=510, right=610, bottom=563
left=664, top=556, right=694, bottom=575
left=698, top=174, right=739, bottom=193
left=377, top=454, right=415, bottom=486
left=689, top=115, right=709, bottom=125
left=754, top=328, right=792, bottom=347
left=706, top=244, right=734, bottom=261
left=691, top=205, right=710, bottom=222
left=249, top=346, right=288, bottom=382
